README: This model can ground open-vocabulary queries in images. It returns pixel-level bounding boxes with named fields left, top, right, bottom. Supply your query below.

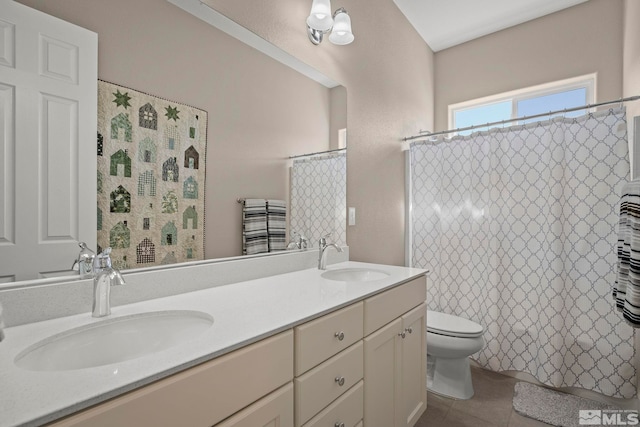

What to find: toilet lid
left=427, top=310, right=484, bottom=338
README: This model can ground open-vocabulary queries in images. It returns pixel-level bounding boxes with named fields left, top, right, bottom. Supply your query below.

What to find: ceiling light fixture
left=306, top=0, right=354, bottom=46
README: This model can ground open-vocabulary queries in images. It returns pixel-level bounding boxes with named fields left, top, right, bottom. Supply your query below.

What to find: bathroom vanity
left=0, top=261, right=427, bottom=427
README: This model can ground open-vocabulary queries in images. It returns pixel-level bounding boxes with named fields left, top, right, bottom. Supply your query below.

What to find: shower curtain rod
left=288, top=147, right=346, bottom=159
left=403, top=95, right=640, bottom=142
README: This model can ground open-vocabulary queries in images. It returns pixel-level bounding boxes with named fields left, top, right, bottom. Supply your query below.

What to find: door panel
left=0, top=0, right=97, bottom=281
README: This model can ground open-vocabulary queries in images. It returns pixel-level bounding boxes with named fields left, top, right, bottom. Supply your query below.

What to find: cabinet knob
left=335, top=376, right=345, bottom=386
left=398, top=331, right=406, bottom=338
left=335, top=331, right=345, bottom=341
left=405, top=327, right=413, bottom=334
left=335, top=423, right=345, bottom=427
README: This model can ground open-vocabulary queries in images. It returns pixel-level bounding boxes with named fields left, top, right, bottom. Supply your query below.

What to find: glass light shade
left=329, top=11, right=354, bottom=45
left=306, top=0, right=334, bottom=32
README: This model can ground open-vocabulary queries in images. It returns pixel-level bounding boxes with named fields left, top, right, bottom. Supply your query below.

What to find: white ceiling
left=392, top=0, right=589, bottom=52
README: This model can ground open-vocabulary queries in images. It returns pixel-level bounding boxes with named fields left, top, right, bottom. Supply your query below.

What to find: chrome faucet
left=0, top=302, right=5, bottom=342
left=287, top=232, right=308, bottom=250
left=71, top=242, right=96, bottom=279
left=92, top=248, right=126, bottom=318
left=318, top=236, right=343, bottom=270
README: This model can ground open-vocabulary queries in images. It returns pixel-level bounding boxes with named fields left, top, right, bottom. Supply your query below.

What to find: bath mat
left=512, top=382, right=622, bottom=427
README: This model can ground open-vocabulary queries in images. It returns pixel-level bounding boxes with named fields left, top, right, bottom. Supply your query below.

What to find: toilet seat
left=427, top=310, right=483, bottom=338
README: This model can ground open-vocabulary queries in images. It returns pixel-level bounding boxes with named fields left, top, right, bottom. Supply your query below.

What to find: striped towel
left=242, top=199, right=268, bottom=255
left=614, top=179, right=640, bottom=327
left=267, top=200, right=287, bottom=252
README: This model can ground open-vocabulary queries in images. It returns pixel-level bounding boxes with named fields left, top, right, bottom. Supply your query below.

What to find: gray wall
left=624, top=0, right=640, bottom=170
left=434, top=0, right=624, bottom=132
left=203, top=0, right=436, bottom=266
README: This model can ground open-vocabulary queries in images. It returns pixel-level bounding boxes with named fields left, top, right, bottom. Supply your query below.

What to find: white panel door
left=0, top=0, right=97, bottom=282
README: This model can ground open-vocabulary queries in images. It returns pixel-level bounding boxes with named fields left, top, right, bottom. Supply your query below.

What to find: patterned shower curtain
left=410, top=108, right=637, bottom=398
left=290, top=153, right=347, bottom=247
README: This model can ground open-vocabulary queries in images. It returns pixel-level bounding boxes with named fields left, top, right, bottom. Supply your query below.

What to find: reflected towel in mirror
left=267, top=200, right=287, bottom=252
left=242, top=199, right=268, bottom=255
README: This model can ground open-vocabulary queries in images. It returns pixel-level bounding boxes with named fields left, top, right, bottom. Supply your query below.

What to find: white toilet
left=426, top=310, right=484, bottom=400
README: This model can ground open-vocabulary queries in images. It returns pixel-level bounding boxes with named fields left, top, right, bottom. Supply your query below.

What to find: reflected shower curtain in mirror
left=410, top=108, right=636, bottom=398
left=290, top=153, right=347, bottom=247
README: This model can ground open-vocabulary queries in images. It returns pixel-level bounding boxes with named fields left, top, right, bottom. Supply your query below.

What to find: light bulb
left=329, top=10, right=354, bottom=45
left=307, top=0, right=333, bottom=32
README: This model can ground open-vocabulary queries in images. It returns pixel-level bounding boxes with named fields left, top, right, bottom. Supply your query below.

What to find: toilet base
left=427, top=355, right=474, bottom=400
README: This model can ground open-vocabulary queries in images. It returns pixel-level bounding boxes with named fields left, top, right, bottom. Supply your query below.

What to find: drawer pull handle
left=405, top=327, right=413, bottom=334
left=335, top=331, right=345, bottom=341
left=399, top=331, right=406, bottom=338
left=335, top=423, right=345, bottom=427
left=335, top=376, right=345, bottom=386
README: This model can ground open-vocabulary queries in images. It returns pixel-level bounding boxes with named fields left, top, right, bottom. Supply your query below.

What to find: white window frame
left=448, top=73, right=597, bottom=131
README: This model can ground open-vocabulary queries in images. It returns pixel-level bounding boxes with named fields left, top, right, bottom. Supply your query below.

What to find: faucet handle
left=94, top=247, right=113, bottom=270
left=319, top=233, right=333, bottom=247
left=73, top=242, right=96, bottom=278
left=72, top=241, right=95, bottom=263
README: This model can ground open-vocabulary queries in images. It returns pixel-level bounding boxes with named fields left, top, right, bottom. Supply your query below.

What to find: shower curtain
left=410, top=108, right=636, bottom=398
left=290, top=153, right=347, bottom=247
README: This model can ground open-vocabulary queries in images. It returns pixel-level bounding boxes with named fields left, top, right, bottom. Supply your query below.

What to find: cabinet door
left=216, top=383, right=293, bottom=427
left=363, top=318, right=402, bottom=427
left=400, top=303, right=426, bottom=427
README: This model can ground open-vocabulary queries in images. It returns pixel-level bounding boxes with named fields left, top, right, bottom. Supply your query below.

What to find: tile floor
left=415, top=366, right=551, bottom=427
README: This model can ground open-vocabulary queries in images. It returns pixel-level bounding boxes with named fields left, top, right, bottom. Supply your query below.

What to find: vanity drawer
left=302, top=380, right=363, bottom=427
left=48, top=331, right=293, bottom=427
left=295, top=302, right=363, bottom=376
left=364, top=276, right=426, bottom=335
left=295, top=341, right=364, bottom=427
left=215, top=382, right=293, bottom=427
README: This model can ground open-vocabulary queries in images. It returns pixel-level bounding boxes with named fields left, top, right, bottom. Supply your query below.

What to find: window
left=449, top=74, right=596, bottom=135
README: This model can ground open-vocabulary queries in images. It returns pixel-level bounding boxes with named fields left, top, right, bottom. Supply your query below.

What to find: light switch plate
left=348, top=207, right=356, bottom=226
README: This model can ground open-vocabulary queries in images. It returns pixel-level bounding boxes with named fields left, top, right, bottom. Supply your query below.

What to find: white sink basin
left=321, top=268, right=390, bottom=282
left=15, top=310, right=213, bottom=371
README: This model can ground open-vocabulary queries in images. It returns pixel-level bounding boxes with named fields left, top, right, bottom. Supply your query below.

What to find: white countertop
left=0, top=261, right=426, bottom=427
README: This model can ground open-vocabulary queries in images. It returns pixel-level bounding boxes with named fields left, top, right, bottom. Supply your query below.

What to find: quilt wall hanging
left=97, top=80, right=207, bottom=269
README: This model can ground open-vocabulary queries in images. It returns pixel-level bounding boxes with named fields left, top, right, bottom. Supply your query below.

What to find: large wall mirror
left=1, top=0, right=347, bottom=286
